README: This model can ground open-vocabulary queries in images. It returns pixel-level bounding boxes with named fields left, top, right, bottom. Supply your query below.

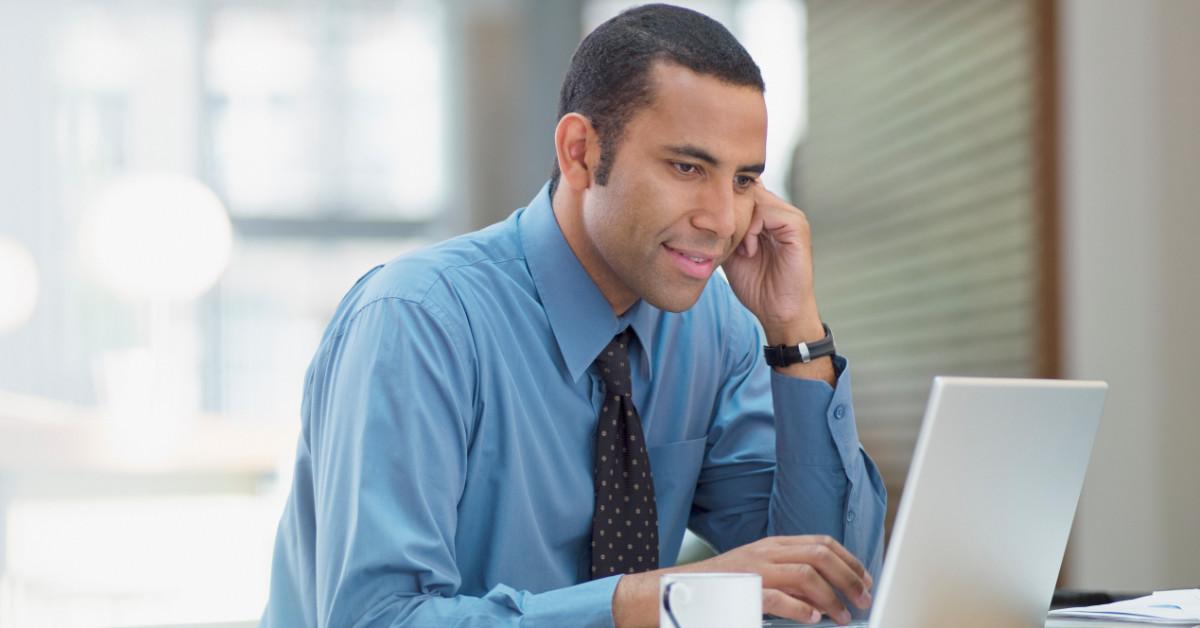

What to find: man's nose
left=691, top=182, right=737, bottom=240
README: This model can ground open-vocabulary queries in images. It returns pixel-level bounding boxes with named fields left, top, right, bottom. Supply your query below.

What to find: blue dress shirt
left=261, top=183, right=886, bottom=627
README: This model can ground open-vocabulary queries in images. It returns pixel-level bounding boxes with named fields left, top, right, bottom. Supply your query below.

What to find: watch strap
left=763, top=323, right=836, bottom=367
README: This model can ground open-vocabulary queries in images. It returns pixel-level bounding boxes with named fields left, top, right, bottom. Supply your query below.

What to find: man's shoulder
left=336, top=213, right=529, bottom=325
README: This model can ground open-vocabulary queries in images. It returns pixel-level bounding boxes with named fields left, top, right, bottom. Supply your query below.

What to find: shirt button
left=847, top=510, right=856, bottom=523
left=833, top=405, right=846, bottom=420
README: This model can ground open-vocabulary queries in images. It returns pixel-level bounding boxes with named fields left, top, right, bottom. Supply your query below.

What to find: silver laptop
left=766, top=376, right=1107, bottom=628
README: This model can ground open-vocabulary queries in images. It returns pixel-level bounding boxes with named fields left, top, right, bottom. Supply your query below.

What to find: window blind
left=798, top=0, right=1056, bottom=536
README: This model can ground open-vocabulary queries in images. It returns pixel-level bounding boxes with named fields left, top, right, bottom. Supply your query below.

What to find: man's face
left=580, top=61, right=768, bottom=313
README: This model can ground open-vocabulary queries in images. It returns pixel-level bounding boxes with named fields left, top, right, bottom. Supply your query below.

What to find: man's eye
left=734, top=175, right=756, bottom=188
left=673, top=162, right=699, bottom=175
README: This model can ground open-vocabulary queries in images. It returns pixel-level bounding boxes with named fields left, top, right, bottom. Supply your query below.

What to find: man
left=262, top=4, right=885, bottom=627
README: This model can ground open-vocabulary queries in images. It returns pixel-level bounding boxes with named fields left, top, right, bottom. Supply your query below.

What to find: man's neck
left=549, top=185, right=637, bottom=316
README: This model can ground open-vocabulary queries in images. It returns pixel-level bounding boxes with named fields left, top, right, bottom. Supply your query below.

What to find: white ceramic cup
left=659, top=572, right=762, bottom=628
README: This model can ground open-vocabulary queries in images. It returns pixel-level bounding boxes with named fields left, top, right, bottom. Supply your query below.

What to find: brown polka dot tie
left=590, top=329, right=659, bottom=579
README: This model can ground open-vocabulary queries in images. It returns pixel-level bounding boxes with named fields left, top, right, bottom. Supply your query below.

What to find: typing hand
left=612, top=535, right=873, bottom=627
left=695, top=535, right=873, bottom=626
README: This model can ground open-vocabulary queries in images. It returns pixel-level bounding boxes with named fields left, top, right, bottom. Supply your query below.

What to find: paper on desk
left=1049, top=589, right=1200, bottom=625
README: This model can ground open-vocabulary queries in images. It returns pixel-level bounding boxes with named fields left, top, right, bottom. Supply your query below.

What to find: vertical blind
left=798, top=0, right=1055, bottom=535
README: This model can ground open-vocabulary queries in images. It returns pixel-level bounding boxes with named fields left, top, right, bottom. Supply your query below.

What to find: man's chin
left=640, top=284, right=707, bottom=313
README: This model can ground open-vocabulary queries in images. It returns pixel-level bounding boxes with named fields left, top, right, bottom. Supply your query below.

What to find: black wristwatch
left=763, top=323, right=836, bottom=367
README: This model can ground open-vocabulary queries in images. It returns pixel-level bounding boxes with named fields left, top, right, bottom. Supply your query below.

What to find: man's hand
left=611, top=535, right=873, bottom=627
left=721, top=185, right=834, bottom=383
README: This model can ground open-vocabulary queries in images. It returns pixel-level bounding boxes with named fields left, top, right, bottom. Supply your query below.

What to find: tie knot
left=594, top=329, right=634, bottom=392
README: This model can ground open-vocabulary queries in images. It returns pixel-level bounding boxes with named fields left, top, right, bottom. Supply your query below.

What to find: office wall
left=1060, top=0, right=1200, bottom=590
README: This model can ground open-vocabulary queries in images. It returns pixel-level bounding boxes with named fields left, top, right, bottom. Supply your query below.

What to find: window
left=800, top=0, right=1057, bottom=539
left=205, top=3, right=447, bottom=220
left=1, top=2, right=452, bottom=624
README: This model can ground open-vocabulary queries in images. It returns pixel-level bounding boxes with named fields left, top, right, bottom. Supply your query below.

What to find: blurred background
left=0, top=0, right=1195, bottom=626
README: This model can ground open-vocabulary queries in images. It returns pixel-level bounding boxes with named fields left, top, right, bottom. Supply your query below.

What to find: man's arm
left=608, top=283, right=885, bottom=628
left=687, top=307, right=887, bottom=567
left=266, top=297, right=620, bottom=628
left=607, top=185, right=887, bottom=627
left=716, top=183, right=886, bottom=569
left=770, top=360, right=888, bottom=561
left=697, top=181, right=887, bottom=572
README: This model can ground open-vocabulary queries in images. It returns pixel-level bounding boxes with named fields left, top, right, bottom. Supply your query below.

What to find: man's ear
left=554, top=113, right=599, bottom=192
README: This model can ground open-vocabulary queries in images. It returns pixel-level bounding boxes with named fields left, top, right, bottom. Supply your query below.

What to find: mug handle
left=662, top=581, right=687, bottom=628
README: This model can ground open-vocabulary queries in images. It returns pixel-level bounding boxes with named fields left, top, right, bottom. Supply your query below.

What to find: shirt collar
left=519, top=182, right=658, bottom=381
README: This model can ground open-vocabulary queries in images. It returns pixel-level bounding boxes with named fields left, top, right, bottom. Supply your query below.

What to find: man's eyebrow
left=665, top=144, right=765, bottom=175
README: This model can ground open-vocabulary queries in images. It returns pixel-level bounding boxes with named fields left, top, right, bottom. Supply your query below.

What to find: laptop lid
left=766, top=377, right=1106, bottom=628
left=865, top=377, right=1107, bottom=628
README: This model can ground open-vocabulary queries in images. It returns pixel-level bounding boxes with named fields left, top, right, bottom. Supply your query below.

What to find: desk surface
left=1047, top=621, right=1198, bottom=628
left=764, top=619, right=1193, bottom=627
left=0, top=391, right=297, bottom=477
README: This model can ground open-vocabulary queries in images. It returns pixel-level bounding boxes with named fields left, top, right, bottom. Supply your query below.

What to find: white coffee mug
left=660, top=572, right=762, bottom=628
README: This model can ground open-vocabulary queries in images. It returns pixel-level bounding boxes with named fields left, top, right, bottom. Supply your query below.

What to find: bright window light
left=78, top=173, right=232, bottom=302
left=205, top=5, right=447, bottom=219
left=53, top=10, right=136, bottom=90
left=0, top=236, right=39, bottom=333
left=736, top=0, right=808, bottom=197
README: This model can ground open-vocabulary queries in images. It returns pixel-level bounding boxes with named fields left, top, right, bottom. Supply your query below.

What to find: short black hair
left=548, top=3, right=764, bottom=196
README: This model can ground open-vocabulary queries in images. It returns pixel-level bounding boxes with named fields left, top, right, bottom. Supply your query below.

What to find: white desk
left=1047, top=621, right=1198, bottom=628
left=767, top=619, right=1188, bottom=627
left=0, top=391, right=297, bottom=625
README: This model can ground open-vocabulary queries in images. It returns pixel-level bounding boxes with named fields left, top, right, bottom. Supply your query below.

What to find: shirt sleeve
left=686, top=303, right=887, bottom=578
left=268, top=296, right=620, bottom=628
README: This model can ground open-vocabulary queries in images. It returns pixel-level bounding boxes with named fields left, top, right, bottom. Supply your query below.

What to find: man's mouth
left=662, top=243, right=717, bottom=279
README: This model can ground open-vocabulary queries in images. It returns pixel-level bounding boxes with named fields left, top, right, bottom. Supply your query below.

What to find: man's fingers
left=698, top=535, right=874, bottom=625
left=777, top=535, right=871, bottom=585
left=772, top=563, right=852, bottom=624
left=766, top=539, right=872, bottom=610
left=743, top=214, right=763, bottom=257
left=802, top=544, right=872, bottom=608
left=749, top=183, right=809, bottom=244
left=763, top=588, right=821, bottom=625
left=774, top=548, right=871, bottom=611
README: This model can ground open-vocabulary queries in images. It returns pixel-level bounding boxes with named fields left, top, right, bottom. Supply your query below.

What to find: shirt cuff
left=518, top=574, right=622, bottom=628
left=771, top=355, right=862, bottom=471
